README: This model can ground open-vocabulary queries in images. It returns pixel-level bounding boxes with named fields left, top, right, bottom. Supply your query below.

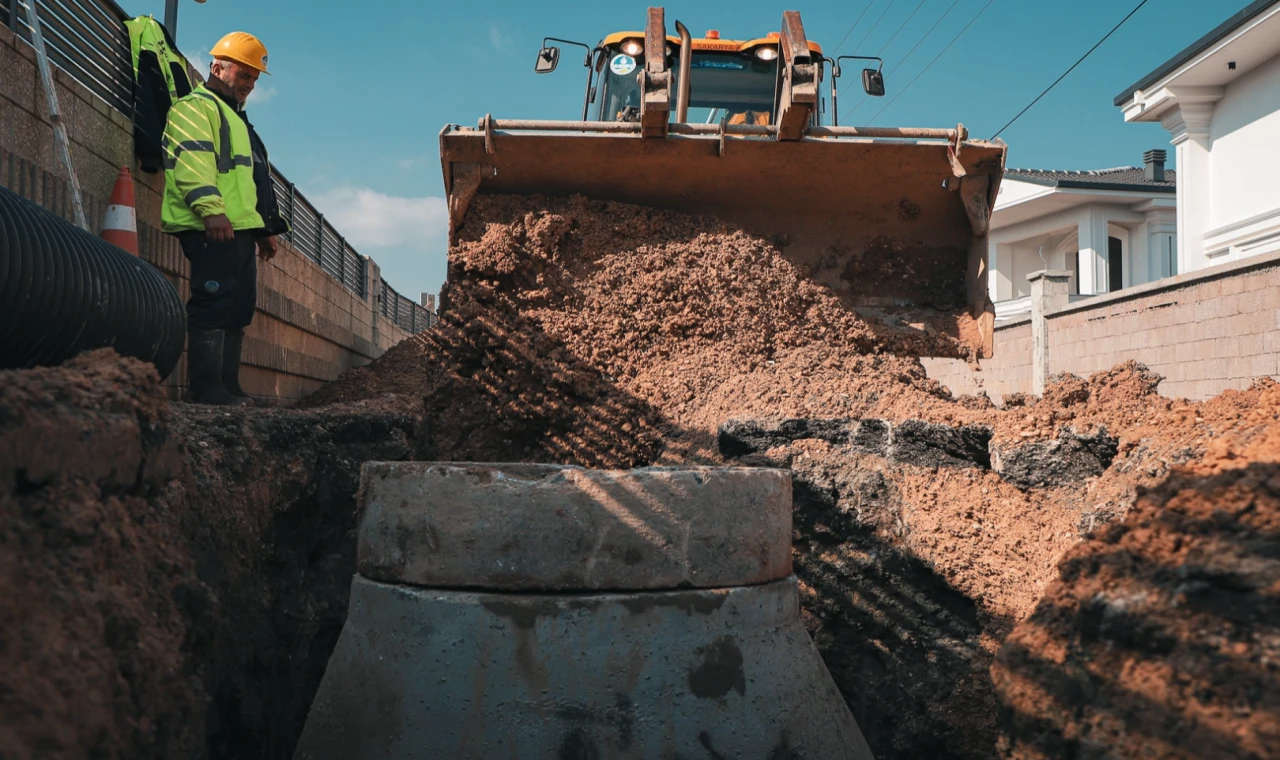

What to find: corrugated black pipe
left=0, top=183, right=186, bottom=379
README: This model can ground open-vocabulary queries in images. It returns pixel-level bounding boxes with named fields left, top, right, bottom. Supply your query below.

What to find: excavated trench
left=0, top=352, right=424, bottom=760
left=4, top=195, right=1279, bottom=759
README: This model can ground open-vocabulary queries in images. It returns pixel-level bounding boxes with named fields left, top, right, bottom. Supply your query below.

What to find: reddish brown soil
left=992, top=452, right=1280, bottom=759
left=11, top=195, right=1280, bottom=759
left=301, top=194, right=1280, bottom=758
left=303, top=195, right=973, bottom=464
left=1, top=352, right=202, bottom=760
left=1, top=350, right=422, bottom=760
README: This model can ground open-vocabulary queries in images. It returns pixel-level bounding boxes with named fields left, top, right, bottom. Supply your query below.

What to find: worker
left=160, top=31, right=288, bottom=406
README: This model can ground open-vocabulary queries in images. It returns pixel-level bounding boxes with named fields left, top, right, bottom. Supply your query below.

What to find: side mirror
left=862, top=68, right=885, bottom=97
left=535, top=47, right=560, bottom=74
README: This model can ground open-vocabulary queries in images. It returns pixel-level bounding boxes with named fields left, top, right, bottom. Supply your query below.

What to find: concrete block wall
left=924, top=250, right=1280, bottom=403
left=923, top=321, right=1034, bottom=402
left=1043, top=252, right=1280, bottom=400
left=1, top=24, right=412, bottom=404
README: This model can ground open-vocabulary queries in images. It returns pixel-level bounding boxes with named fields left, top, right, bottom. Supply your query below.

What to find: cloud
left=309, top=186, right=450, bottom=297
left=248, top=86, right=278, bottom=105
left=397, top=154, right=433, bottom=170
left=488, top=22, right=514, bottom=52
left=187, top=50, right=210, bottom=80
left=310, top=186, right=448, bottom=248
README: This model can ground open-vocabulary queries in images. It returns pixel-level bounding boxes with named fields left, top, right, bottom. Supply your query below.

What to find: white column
left=1130, top=221, right=1149, bottom=287
left=1145, top=210, right=1178, bottom=280
left=987, top=239, right=1000, bottom=303
left=1161, top=87, right=1221, bottom=275
left=1076, top=206, right=1110, bottom=294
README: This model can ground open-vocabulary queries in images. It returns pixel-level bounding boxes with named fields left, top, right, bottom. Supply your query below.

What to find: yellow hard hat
left=209, top=31, right=270, bottom=74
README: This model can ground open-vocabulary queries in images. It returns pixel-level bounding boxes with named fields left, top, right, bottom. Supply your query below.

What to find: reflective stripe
left=172, top=140, right=216, bottom=157
left=191, top=91, right=235, bottom=172
left=184, top=186, right=222, bottom=204
left=102, top=204, right=137, bottom=232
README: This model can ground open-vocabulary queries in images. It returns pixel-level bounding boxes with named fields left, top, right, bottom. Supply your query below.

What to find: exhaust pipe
left=675, top=20, right=691, bottom=123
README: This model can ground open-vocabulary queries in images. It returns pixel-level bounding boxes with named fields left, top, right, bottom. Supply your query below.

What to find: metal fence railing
left=2, top=0, right=435, bottom=334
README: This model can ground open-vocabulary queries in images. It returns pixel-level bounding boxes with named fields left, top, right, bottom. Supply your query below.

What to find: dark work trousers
left=177, top=230, right=258, bottom=331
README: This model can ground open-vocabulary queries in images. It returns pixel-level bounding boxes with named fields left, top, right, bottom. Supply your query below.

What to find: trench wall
left=925, top=251, right=1280, bottom=403
left=0, top=13, right=423, bottom=404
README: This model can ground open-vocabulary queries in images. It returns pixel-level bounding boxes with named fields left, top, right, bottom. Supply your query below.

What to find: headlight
left=755, top=46, right=778, bottom=61
left=621, top=39, right=643, bottom=56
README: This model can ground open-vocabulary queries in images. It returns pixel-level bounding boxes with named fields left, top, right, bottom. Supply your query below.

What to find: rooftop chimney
left=1144, top=149, right=1167, bottom=182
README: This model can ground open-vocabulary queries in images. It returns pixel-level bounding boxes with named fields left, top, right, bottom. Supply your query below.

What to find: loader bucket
left=440, top=120, right=1006, bottom=358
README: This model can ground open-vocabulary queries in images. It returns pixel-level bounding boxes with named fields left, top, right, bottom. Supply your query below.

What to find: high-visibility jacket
left=124, top=16, right=193, bottom=174
left=161, top=85, right=264, bottom=233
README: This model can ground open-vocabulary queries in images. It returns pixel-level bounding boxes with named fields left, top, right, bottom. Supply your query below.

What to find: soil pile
left=993, top=455, right=1280, bottom=758
left=718, top=373, right=1280, bottom=759
left=1, top=350, right=422, bottom=760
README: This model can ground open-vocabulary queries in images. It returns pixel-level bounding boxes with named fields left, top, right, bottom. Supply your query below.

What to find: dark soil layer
left=0, top=350, right=421, bottom=760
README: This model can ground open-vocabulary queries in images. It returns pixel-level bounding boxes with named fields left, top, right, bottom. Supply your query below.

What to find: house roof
left=1114, top=0, right=1279, bottom=106
left=1004, top=166, right=1177, bottom=193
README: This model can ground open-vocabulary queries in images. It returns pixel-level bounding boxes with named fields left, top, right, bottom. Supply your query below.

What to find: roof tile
left=1005, top=166, right=1177, bottom=188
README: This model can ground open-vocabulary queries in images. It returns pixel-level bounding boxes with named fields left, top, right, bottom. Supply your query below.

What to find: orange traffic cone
left=101, top=166, right=138, bottom=256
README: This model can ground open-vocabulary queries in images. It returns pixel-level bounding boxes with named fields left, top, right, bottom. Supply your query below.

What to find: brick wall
left=924, top=251, right=1280, bottom=403
left=1, top=24, right=412, bottom=404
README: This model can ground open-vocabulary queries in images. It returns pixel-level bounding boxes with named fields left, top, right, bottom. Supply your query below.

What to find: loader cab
left=596, top=32, right=817, bottom=127
left=538, top=30, right=828, bottom=128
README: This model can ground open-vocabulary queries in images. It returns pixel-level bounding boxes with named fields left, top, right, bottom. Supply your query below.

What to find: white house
left=1116, top=0, right=1280, bottom=273
left=988, top=154, right=1177, bottom=322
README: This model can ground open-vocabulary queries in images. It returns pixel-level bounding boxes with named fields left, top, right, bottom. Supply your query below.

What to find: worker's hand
left=203, top=214, right=234, bottom=242
left=256, top=235, right=278, bottom=261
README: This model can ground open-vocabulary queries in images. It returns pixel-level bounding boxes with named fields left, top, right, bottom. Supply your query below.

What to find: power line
left=864, top=0, right=998, bottom=126
left=841, top=0, right=961, bottom=107
left=884, top=0, right=961, bottom=77
left=831, top=1, right=876, bottom=57
left=852, top=0, right=899, bottom=56
left=876, top=0, right=928, bottom=56
left=991, top=0, right=1150, bottom=139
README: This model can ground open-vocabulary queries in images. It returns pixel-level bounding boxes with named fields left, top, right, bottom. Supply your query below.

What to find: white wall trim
left=1204, top=206, right=1280, bottom=241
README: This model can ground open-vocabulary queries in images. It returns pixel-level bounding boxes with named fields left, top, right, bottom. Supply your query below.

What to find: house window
left=1108, top=236, right=1124, bottom=292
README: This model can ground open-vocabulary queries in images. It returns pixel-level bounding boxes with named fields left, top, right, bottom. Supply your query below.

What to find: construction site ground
left=3, top=195, right=1277, bottom=759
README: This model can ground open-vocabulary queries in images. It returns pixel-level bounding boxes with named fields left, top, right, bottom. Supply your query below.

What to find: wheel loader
left=439, top=7, right=1008, bottom=357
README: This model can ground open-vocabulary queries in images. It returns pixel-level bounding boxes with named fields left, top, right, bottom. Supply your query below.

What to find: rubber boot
left=186, top=329, right=250, bottom=406
left=221, top=329, right=256, bottom=405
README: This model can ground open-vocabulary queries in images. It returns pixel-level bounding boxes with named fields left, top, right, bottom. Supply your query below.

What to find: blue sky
left=120, top=0, right=1239, bottom=299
